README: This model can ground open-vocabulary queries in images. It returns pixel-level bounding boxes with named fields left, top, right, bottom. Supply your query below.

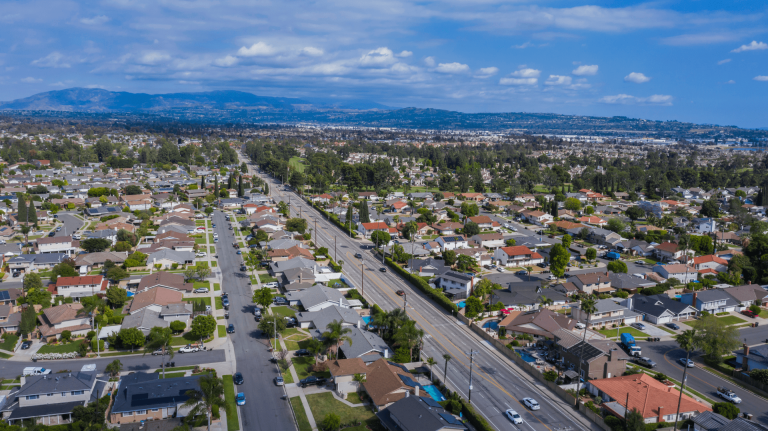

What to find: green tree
left=443, top=250, right=457, bottom=266
left=181, top=372, right=226, bottom=431
left=694, top=314, right=740, bottom=363
left=585, top=247, right=597, bottom=261
left=584, top=205, right=594, bottom=215
left=106, top=285, right=128, bottom=308
left=464, top=296, right=483, bottom=318
left=170, top=320, right=187, bottom=333
left=456, top=254, right=477, bottom=272
left=252, top=287, right=273, bottom=310
left=323, top=320, right=353, bottom=359
left=371, top=230, right=391, bottom=248
left=393, top=320, right=424, bottom=362
left=564, top=197, right=581, bottom=211
left=574, top=297, right=597, bottom=406
left=286, top=218, right=308, bottom=233
left=700, top=199, right=720, bottom=218
left=607, top=260, right=628, bottom=273
left=144, top=326, right=175, bottom=378
left=119, top=327, right=145, bottom=352
left=625, top=408, right=645, bottom=431
left=561, top=234, right=572, bottom=248
left=505, top=238, right=516, bottom=247
left=543, top=370, right=558, bottom=382
left=548, top=243, right=570, bottom=278
left=125, top=185, right=143, bottom=195
left=463, top=221, right=480, bottom=237
left=23, top=272, right=43, bottom=292
left=17, top=196, right=27, bottom=225
left=322, top=412, right=341, bottom=431
left=712, top=402, right=740, bottom=420
left=105, top=359, right=123, bottom=378
left=107, top=266, right=129, bottom=282
left=190, top=315, right=217, bottom=339
left=20, top=306, right=37, bottom=338
left=81, top=238, right=112, bottom=253
left=606, top=218, right=625, bottom=233
left=626, top=206, right=645, bottom=220
left=258, top=315, right=286, bottom=336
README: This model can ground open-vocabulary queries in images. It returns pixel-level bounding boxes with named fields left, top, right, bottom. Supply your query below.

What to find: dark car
left=233, top=372, right=244, bottom=385
left=227, top=324, right=235, bottom=333
left=48, top=231, right=56, bottom=237
left=12, top=272, right=20, bottom=278
left=299, top=376, right=326, bottom=387
left=229, top=226, right=233, bottom=230
left=396, top=290, right=405, bottom=296
left=222, top=297, right=230, bottom=307
left=20, top=341, right=31, bottom=350
left=379, top=267, right=387, bottom=272
left=240, top=265, right=247, bottom=271
left=354, top=253, right=362, bottom=258
left=295, top=349, right=311, bottom=357
left=665, top=323, right=680, bottom=330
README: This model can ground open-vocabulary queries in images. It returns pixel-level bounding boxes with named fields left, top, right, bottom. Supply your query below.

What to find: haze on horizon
left=0, top=0, right=766, bottom=128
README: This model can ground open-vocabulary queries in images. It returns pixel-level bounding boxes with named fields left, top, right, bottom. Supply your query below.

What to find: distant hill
left=0, top=88, right=394, bottom=112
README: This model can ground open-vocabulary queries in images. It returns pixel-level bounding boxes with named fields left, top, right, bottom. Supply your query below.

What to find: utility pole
left=467, top=350, right=478, bottom=403
left=334, top=236, right=337, bottom=262
left=361, top=261, right=365, bottom=299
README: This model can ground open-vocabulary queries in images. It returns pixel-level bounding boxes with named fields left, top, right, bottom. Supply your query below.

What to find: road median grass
left=222, top=375, right=240, bottom=431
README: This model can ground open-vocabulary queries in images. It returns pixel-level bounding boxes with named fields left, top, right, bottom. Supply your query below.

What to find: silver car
left=522, top=398, right=540, bottom=410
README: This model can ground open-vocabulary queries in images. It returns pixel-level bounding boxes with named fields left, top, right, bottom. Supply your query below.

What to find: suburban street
left=211, top=210, right=296, bottom=431
left=54, top=212, right=84, bottom=238
left=641, top=340, right=768, bottom=425
left=246, top=156, right=600, bottom=431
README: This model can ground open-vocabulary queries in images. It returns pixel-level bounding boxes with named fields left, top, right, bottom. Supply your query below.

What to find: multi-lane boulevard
left=244, top=155, right=599, bottom=431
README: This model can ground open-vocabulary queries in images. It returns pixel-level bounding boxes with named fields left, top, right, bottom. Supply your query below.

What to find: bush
left=385, top=257, right=458, bottom=313
left=543, top=370, right=558, bottom=382
left=712, top=402, right=740, bottom=420
left=322, top=413, right=341, bottom=431
left=511, top=340, right=520, bottom=347
left=749, top=368, right=768, bottom=385
left=61, top=330, right=72, bottom=342
left=604, top=415, right=624, bottom=431
left=170, top=320, right=187, bottom=333
left=172, top=263, right=179, bottom=270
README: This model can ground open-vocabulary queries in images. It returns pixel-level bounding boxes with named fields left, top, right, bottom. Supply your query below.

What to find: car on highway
left=379, top=267, right=387, bottom=272
left=679, top=358, right=695, bottom=368
left=233, top=372, right=244, bottom=385
left=274, top=376, right=284, bottom=386
left=355, top=253, right=362, bottom=258
left=227, top=324, right=235, bottom=333
left=665, top=323, right=680, bottom=330
left=522, top=398, right=540, bottom=410
left=631, top=322, right=646, bottom=330
left=505, top=409, right=523, bottom=424
left=396, top=290, right=405, bottom=296
left=299, top=376, right=327, bottom=387
left=236, top=392, right=246, bottom=406
left=193, top=287, right=209, bottom=294
left=178, top=345, right=199, bottom=353
left=636, top=357, right=657, bottom=368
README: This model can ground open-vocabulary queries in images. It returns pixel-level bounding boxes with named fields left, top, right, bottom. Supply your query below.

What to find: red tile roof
left=499, top=246, right=534, bottom=256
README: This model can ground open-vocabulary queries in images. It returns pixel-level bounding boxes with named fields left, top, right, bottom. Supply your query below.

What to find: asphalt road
left=639, top=340, right=768, bottom=425
left=0, top=350, right=226, bottom=377
left=249, top=161, right=599, bottom=431
left=211, top=210, right=296, bottom=431
left=54, top=213, right=84, bottom=238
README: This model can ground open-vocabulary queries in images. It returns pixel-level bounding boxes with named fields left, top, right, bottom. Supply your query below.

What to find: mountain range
left=0, top=88, right=393, bottom=112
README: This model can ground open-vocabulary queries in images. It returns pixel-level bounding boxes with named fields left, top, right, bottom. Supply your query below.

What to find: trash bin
left=32, top=358, right=37, bottom=362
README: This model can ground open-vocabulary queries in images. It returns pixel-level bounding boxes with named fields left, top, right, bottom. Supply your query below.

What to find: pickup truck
left=178, top=344, right=200, bottom=353
left=299, top=376, right=327, bottom=388
left=717, top=387, right=742, bottom=404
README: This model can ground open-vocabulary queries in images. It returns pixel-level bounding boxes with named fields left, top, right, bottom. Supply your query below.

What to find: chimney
left=384, top=349, right=390, bottom=359
left=692, top=292, right=697, bottom=308
left=658, top=406, right=665, bottom=423
left=743, top=344, right=750, bottom=371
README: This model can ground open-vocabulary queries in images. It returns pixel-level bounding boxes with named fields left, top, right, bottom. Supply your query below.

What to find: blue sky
left=1, top=0, right=767, bottom=128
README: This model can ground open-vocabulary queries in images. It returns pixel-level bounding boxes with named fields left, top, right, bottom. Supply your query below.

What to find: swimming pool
left=516, top=350, right=537, bottom=363
left=457, top=301, right=466, bottom=309
left=422, top=385, right=446, bottom=401
left=482, top=321, right=499, bottom=330
left=362, top=316, right=372, bottom=325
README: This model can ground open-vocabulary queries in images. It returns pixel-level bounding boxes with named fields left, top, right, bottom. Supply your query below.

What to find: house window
left=138, top=410, right=147, bottom=415
left=27, top=395, right=39, bottom=400
left=71, top=390, right=84, bottom=396
left=151, top=409, right=159, bottom=412
left=47, top=393, right=55, bottom=397
left=61, top=392, right=67, bottom=396
left=122, top=412, right=133, bottom=417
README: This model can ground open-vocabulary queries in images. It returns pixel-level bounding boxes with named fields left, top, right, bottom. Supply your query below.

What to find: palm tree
left=143, top=327, right=174, bottom=378
left=673, top=329, right=698, bottom=431
left=442, top=354, right=452, bottom=384
left=574, top=297, right=596, bottom=407
left=181, top=372, right=225, bottom=431
left=371, top=311, right=388, bottom=339
left=353, top=373, right=366, bottom=394
left=323, top=320, right=353, bottom=359
left=394, top=321, right=424, bottom=361
left=386, top=308, right=409, bottom=340
left=425, top=357, right=437, bottom=382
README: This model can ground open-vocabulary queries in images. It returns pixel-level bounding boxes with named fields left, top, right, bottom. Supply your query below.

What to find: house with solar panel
left=109, top=372, right=202, bottom=424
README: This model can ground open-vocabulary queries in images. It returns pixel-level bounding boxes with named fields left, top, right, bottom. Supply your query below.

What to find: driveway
left=633, top=323, right=669, bottom=338
left=54, top=213, right=84, bottom=238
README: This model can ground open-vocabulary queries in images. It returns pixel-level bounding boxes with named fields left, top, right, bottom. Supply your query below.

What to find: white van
left=22, top=367, right=52, bottom=376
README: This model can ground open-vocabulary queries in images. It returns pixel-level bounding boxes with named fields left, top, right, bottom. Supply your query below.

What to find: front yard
left=271, top=306, right=296, bottom=319
left=595, top=327, right=649, bottom=340
left=292, top=357, right=331, bottom=380
left=305, top=392, right=379, bottom=431
left=38, top=340, right=87, bottom=354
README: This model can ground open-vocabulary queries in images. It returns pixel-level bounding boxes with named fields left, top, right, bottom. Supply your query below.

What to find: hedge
left=459, top=398, right=494, bottom=431
left=385, top=257, right=458, bottom=313
left=310, top=201, right=357, bottom=238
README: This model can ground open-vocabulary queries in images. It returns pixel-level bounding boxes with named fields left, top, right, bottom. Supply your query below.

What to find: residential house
left=691, top=255, right=728, bottom=273
left=589, top=373, right=711, bottom=423
left=146, top=249, right=195, bottom=269
left=407, top=258, right=450, bottom=277
left=490, top=282, right=568, bottom=311
left=435, top=235, right=467, bottom=251
left=377, top=395, right=467, bottom=431
left=493, top=246, right=544, bottom=267
left=121, top=302, right=192, bottom=335
left=434, top=271, right=476, bottom=299
left=296, top=305, right=361, bottom=338
left=7, top=253, right=68, bottom=273
left=36, top=236, right=77, bottom=255
left=50, top=275, right=109, bottom=299
left=430, top=222, right=464, bottom=236
left=653, top=242, right=685, bottom=262
left=578, top=216, right=607, bottom=227
left=127, top=286, right=184, bottom=314
left=338, top=327, right=393, bottom=363
left=680, top=290, right=740, bottom=314
left=120, top=194, right=153, bottom=211
left=732, top=344, right=768, bottom=371
left=269, top=257, right=318, bottom=278
left=723, top=284, right=768, bottom=307
left=470, top=233, right=505, bottom=249
left=328, top=358, right=372, bottom=396
left=136, top=272, right=194, bottom=294
left=569, top=272, right=613, bottom=295
left=521, top=210, right=553, bottom=226
left=361, top=358, right=422, bottom=410
left=467, top=215, right=494, bottom=230
left=0, top=305, right=21, bottom=334
left=588, top=228, right=622, bottom=247
left=616, top=239, right=654, bottom=257
left=74, top=251, right=128, bottom=274
left=499, top=308, right=577, bottom=340
left=652, top=264, right=698, bottom=284
left=692, top=218, right=717, bottom=234
left=627, top=294, right=699, bottom=324
left=285, top=285, right=350, bottom=312
left=37, top=303, right=92, bottom=340
left=268, top=245, right=315, bottom=262
left=553, top=329, right=630, bottom=380
left=357, top=222, right=390, bottom=238
left=571, top=298, right=640, bottom=328
left=110, top=373, right=201, bottom=424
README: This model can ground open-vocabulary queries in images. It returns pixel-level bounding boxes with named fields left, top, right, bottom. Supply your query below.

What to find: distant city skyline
left=0, top=0, right=766, bottom=128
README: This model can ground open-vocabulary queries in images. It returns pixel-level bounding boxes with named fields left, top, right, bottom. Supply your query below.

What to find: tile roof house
left=49, top=275, right=109, bottom=298
left=429, top=222, right=464, bottom=236
left=127, top=287, right=184, bottom=314
left=652, top=264, right=698, bottom=284
left=589, top=373, right=711, bottom=423
left=499, top=308, right=577, bottom=339
left=37, top=303, right=92, bottom=340
left=653, top=242, right=685, bottom=262
left=328, top=358, right=371, bottom=395
left=493, top=246, right=544, bottom=267
left=691, top=255, right=728, bottom=273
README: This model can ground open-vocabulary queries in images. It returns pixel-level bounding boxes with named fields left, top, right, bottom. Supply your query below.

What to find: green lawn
left=160, top=372, right=186, bottom=379
left=290, top=397, right=313, bottom=431
left=209, top=246, right=216, bottom=254
left=215, top=297, right=224, bottom=310
left=156, top=366, right=196, bottom=372
left=657, top=325, right=677, bottom=335
left=196, top=220, right=206, bottom=226
left=38, top=340, right=86, bottom=354
left=718, top=315, right=747, bottom=325
left=184, top=296, right=212, bottom=306
left=260, top=275, right=278, bottom=284
left=293, top=357, right=331, bottom=380
left=595, top=328, right=649, bottom=339
left=209, top=234, right=215, bottom=243
left=279, top=362, right=295, bottom=384
left=289, top=157, right=306, bottom=173
left=0, top=334, right=19, bottom=351
left=194, top=236, right=207, bottom=244
left=271, top=306, right=295, bottom=319
left=345, top=392, right=363, bottom=405
left=194, top=281, right=210, bottom=289
left=759, top=309, right=768, bottom=319
left=305, top=393, right=377, bottom=431
left=214, top=283, right=221, bottom=292
left=218, top=325, right=227, bottom=338
left=0, top=352, right=12, bottom=359
left=284, top=336, right=311, bottom=351
left=222, top=375, right=240, bottom=431
left=643, top=258, right=659, bottom=265
left=212, top=261, right=218, bottom=267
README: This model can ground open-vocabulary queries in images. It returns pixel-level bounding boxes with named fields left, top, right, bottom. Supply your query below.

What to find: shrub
left=712, top=402, right=740, bottom=420
left=385, top=257, right=457, bottom=313
left=749, top=369, right=768, bottom=385
left=171, top=263, right=179, bottom=270
left=543, top=370, right=558, bottom=382
left=604, top=415, right=624, bottom=431
left=170, top=320, right=186, bottom=333
left=322, top=413, right=341, bottom=431
left=511, top=340, right=520, bottom=347
left=61, top=330, right=72, bottom=342
left=654, top=373, right=668, bottom=382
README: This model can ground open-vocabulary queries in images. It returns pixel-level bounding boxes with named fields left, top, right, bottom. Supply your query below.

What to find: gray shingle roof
left=338, top=327, right=391, bottom=362
left=296, top=305, right=361, bottom=338
left=17, top=371, right=96, bottom=397
left=111, top=373, right=201, bottom=414
left=693, top=411, right=731, bottom=431
left=285, top=285, right=347, bottom=310
left=121, top=308, right=169, bottom=335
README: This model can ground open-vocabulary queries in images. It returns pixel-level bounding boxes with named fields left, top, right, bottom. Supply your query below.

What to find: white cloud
left=20, top=77, right=42, bottom=83
left=513, top=41, right=532, bottom=49
left=732, top=41, right=768, bottom=53
left=572, top=64, right=598, bottom=76
left=80, top=15, right=109, bottom=25
left=545, top=75, right=572, bottom=85
left=237, top=42, right=277, bottom=57
left=424, top=56, right=435, bottom=67
left=213, top=55, right=238, bottom=67
left=624, top=72, right=651, bottom=83
left=31, top=52, right=70, bottom=68
left=302, top=47, right=324, bottom=57
left=726, top=80, right=735, bottom=84
left=359, top=47, right=396, bottom=67
left=474, top=67, right=498, bottom=78
left=661, top=32, right=743, bottom=46
left=754, top=76, right=768, bottom=82
left=435, top=62, right=469, bottom=74
left=500, top=68, right=540, bottom=85
left=718, top=59, right=731, bottom=65
left=396, top=50, right=412, bottom=58
left=138, top=51, right=170, bottom=65
left=599, top=94, right=672, bottom=105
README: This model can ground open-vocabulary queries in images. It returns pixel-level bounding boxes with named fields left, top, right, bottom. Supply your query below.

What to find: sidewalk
left=279, top=337, right=318, bottom=430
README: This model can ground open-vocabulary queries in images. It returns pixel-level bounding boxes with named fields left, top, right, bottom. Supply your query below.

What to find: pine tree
left=264, top=183, right=269, bottom=195
left=359, top=203, right=370, bottom=224
left=345, top=204, right=354, bottom=228
left=214, top=179, right=219, bottom=198
left=17, top=197, right=27, bottom=225
left=201, top=176, right=205, bottom=189
left=550, top=202, right=557, bottom=218
left=238, top=175, right=244, bottom=197
left=28, top=200, right=38, bottom=225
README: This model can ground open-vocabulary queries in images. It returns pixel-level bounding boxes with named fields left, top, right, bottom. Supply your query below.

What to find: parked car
left=193, top=287, right=209, bottom=294
left=178, top=345, right=199, bottom=353
left=273, top=297, right=287, bottom=305
left=240, top=265, right=246, bottom=271
left=631, top=322, right=646, bottom=330
left=679, top=358, right=695, bottom=368
left=516, top=270, right=528, bottom=276
left=151, top=347, right=165, bottom=356
left=294, top=349, right=311, bottom=357
left=236, top=392, right=246, bottom=406
left=264, top=282, right=279, bottom=288
left=506, top=409, right=523, bottom=424
left=233, top=372, right=244, bottom=385
left=274, top=376, right=284, bottom=386
left=522, top=398, right=540, bottom=410
left=636, top=357, right=657, bottom=368
left=497, top=267, right=505, bottom=272
left=196, top=252, right=207, bottom=257
left=20, top=341, right=31, bottom=350
left=575, top=322, right=586, bottom=329
left=665, top=323, right=680, bottom=330
left=12, top=272, right=20, bottom=278
left=741, top=310, right=758, bottom=318
left=227, top=324, right=235, bottom=333
left=299, top=376, right=326, bottom=388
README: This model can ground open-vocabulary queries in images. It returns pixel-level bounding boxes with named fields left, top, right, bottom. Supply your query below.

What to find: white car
left=213, top=233, right=219, bottom=238
left=178, top=345, right=199, bottom=353
left=575, top=322, right=586, bottom=329
left=496, top=267, right=504, bottom=272
left=632, top=323, right=646, bottom=330
left=264, top=282, right=279, bottom=288
left=506, top=409, right=523, bottom=424
left=73, top=234, right=81, bottom=240
left=193, top=287, right=209, bottom=294
left=679, top=358, right=695, bottom=368
left=196, top=252, right=207, bottom=257
left=522, top=398, right=540, bottom=410
left=205, top=305, right=212, bottom=312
